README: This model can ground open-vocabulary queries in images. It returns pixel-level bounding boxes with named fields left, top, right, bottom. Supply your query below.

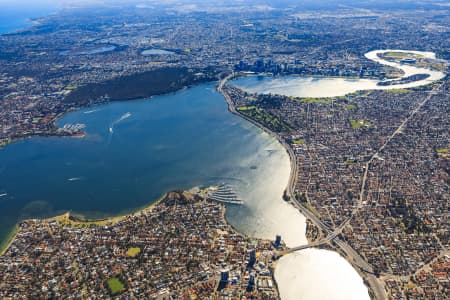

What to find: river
left=0, top=49, right=443, bottom=299
left=231, top=49, right=445, bottom=300
left=232, top=49, right=445, bottom=98
left=0, top=83, right=306, bottom=248
left=0, top=85, right=366, bottom=300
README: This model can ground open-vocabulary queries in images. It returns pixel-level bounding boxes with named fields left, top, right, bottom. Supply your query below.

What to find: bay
left=0, top=83, right=305, bottom=247
left=0, top=81, right=370, bottom=299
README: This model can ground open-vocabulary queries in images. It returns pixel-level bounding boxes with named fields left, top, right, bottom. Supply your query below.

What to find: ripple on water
left=275, top=249, right=370, bottom=300
left=232, top=49, right=446, bottom=98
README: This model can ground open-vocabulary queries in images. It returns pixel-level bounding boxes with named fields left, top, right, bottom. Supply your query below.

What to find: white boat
left=68, top=177, right=81, bottom=181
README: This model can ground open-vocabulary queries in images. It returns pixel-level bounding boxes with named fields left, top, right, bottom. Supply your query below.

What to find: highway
left=218, top=73, right=387, bottom=300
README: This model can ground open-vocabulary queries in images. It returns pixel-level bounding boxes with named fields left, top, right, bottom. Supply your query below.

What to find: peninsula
left=0, top=189, right=282, bottom=299
left=220, top=65, right=449, bottom=299
left=0, top=2, right=449, bottom=299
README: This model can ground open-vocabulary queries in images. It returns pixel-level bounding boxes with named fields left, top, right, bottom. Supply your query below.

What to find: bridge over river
left=277, top=231, right=338, bottom=257
left=275, top=233, right=377, bottom=277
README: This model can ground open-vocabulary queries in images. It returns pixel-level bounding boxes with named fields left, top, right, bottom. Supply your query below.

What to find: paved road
left=219, top=72, right=387, bottom=299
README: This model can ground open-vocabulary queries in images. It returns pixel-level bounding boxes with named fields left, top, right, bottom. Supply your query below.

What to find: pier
left=207, top=184, right=243, bottom=205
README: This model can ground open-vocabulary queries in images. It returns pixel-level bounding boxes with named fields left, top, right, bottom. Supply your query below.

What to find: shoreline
left=2, top=48, right=443, bottom=150
left=218, top=73, right=298, bottom=200
left=1, top=49, right=443, bottom=297
left=0, top=224, right=18, bottom=256
left=1, top=189, right=283, bottom=298
left=0, top=192, right=167, bottom=256
left=218, top=73, right=385, bottom=300
left=0, top=77, right=218, bottom=150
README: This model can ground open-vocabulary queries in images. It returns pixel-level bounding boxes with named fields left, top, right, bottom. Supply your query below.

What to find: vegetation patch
left=106, top=277, right=126, bottom=295
left=384, top=88, right=410, bottom=94
left=236, top=105, right=257, bottom=111
left=65, top=85, right=78, bottom=90
left=383, top=52, right=410, bottom=59
left=238, top=107, right=291, bottom=133
left=437, top=148, right=448, bottom=154
left=127, top=247, right=141, bottom=257
left=64, top=67, right=216, bottom=105
left=292, top=139, right=305, bottom=145
left=350, top=119, right=371, bottom=129
left=301, top=97, right=333, bottom=104
left=345, top=104, right=357, bottom=110
left=383, top=52, right=423, bottom=59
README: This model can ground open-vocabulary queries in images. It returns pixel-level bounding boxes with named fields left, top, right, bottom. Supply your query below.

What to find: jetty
left=207, top=184, right=243, bottom=205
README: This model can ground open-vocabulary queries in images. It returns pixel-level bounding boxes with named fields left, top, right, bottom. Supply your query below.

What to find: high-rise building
left=220, top=269, right=230, bottom=283
left=248, top=249, right=256, bottom=266
left=248, top=273, right=256, bottom=291
left=274, top=234, right=282, bottom=248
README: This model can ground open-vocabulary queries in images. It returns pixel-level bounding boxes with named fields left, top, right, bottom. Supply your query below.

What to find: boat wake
left=84, top=109, right=101, bottom=114
left=109, top=112, right=132, bottom=135
left=68, top=177, right=82, bottom=182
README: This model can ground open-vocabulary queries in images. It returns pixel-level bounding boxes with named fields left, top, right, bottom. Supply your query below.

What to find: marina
left=207, top=184, right=244, bottom=205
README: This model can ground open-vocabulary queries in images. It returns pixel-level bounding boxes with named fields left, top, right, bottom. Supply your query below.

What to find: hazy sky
left=0, top=0, right=448, bottom=11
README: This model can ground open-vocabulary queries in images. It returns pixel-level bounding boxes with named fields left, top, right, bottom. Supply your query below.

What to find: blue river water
left=0, top=83, right=304, bottom=246
left=0, top=82, right=370, bottom=300
left=3, top=6, right=426, bottom=298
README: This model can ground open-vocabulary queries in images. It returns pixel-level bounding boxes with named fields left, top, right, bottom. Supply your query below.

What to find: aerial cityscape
left=0, top=0, right=448, bottom=299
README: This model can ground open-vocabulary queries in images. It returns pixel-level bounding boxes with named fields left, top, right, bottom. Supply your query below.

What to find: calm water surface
left=2, top=43, right=433, bottom=300
left=275, top=249, right=370, bottom=300
left=0, top=82, right=369, bottom=299
left=0, top=83, right=305, bottom=245
left=141, top=49, right=176, bottom=56
left=232, top=50, right=445, bottom=98
left=0, top=1, right=60, bottom=34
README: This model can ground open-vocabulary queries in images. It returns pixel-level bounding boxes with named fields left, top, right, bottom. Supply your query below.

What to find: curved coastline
left=365, top=49, right=446, bottom=87
left=218, top=73, right=298, bottom=200
left=0, top=192, right=167, bottom=256
left=219, top=74, right=373, bottom=300
left=0, top=83, right=303, bottom=254
left=1, top=49, right=445, bottom=298
left=232, top=49, right=446, bottom=98
left=221, top=49, right=446, bottom=299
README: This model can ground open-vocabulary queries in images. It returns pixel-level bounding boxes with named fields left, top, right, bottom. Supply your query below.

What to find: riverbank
left=218, top=73, right=298, bottom=199
left=0, top=68, right=218, bottom=150
left=232, top=50, right=446, bottom=99
left=0, top=107, right=86, bottom=149
left=218, top=74, right=381, bottom=299
left=0, top=189, right=282, bottom=298
left=224, top=50, right=447, bottom=300
left=0, top=192, right=167, bottom=255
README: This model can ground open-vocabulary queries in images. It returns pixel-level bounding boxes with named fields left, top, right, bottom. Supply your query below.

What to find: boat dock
left=207, top=184, right=243, bottom=205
